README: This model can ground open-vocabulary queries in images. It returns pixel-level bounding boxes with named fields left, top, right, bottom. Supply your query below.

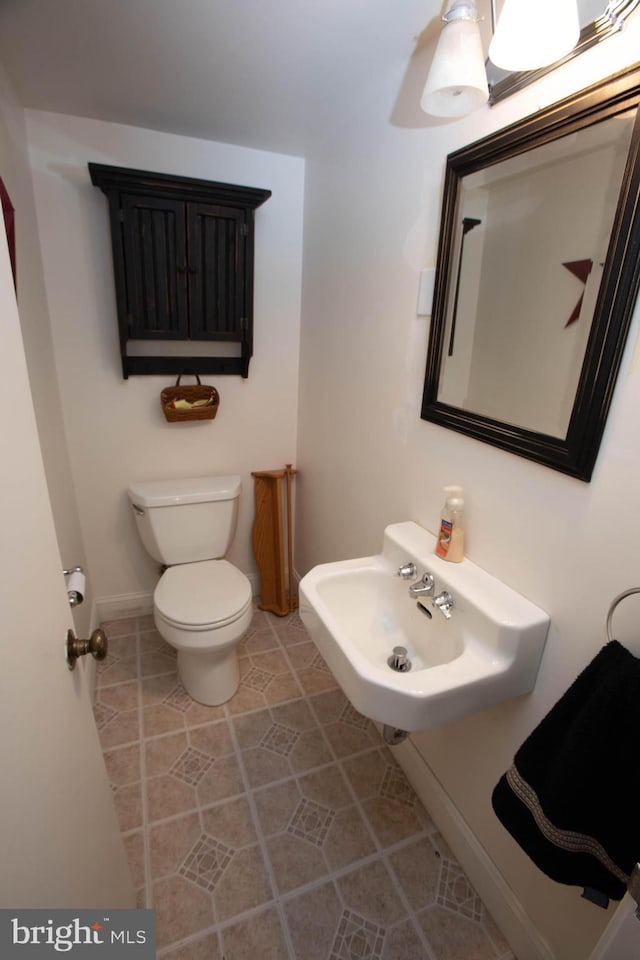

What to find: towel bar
left=605, top=587, right=640, bottom=642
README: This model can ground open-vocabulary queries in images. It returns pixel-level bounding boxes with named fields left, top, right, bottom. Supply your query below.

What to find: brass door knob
left=66, top=628, right=108, bottom=671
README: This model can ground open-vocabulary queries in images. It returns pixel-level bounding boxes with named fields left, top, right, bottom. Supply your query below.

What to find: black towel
left=492, top=640, right=640, bottom=903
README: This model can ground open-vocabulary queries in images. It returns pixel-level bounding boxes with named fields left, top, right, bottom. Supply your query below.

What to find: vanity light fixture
left=420, top=0, right=489, bottom=117
left=488, top=0, right=580, bottom=72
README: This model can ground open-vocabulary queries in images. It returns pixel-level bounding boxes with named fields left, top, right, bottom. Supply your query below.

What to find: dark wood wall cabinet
left=89, top=163, right=271, bottom=379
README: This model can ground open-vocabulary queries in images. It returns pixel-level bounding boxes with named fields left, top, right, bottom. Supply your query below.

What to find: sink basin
left=299, top=521, right=549, bottom=731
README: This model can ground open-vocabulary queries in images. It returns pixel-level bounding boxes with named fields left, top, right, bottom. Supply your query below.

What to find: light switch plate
left=417, top=267, right=436, bottom=316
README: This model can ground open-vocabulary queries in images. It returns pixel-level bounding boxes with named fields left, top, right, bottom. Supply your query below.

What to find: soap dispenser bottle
left=435, top=486, right=465, bottom=563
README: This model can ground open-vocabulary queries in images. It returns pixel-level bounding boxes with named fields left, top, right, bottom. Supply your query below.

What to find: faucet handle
left=397, top=561, right=417, bottom=580
left=408, top=572, right=435, bottom=597
left=432, top=591, right=454, bottom=619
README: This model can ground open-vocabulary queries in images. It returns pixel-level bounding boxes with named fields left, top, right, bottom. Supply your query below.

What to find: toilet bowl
left=128, top=475, right=253, bottom=705
left=153, top=559, right=253, bottom=705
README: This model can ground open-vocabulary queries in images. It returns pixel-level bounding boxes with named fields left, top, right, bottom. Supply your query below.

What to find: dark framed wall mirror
left=421, top=65, right=640, bottom=481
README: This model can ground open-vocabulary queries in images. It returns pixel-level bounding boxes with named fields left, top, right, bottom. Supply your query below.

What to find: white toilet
left=127, top=475, right=253, bottom=706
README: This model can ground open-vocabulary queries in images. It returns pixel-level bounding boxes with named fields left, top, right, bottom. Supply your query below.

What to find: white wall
left=25, top=112, right=305, bottom=610
left=296, top=19, right=640, bottom=960
left=0, top=64, right=92, bottom=633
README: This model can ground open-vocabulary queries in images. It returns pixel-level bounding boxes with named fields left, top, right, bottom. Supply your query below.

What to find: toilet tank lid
left=128, top=475, right=241, bottom=508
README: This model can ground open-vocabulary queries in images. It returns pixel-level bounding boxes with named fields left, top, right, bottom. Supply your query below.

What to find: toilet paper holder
left=63, top=565, right=85, bottom=608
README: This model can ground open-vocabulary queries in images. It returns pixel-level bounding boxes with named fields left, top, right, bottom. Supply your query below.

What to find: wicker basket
left=160, top=372, right=220, bottom=422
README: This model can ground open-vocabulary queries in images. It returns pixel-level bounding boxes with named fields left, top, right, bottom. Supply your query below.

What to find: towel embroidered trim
left=505, top=765, right=630, bottom=885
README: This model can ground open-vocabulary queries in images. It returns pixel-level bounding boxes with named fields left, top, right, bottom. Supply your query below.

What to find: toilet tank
left=127, top=476, right=241, bottom=565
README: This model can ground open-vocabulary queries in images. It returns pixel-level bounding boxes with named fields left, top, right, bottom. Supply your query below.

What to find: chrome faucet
left=397, top=561, right=417, bottom=580
left=432, top=590, right=454, bottom=619
left=409, top=572, right=435, bottom=598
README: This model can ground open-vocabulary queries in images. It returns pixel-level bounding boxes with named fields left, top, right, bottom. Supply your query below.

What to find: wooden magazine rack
left=251, top=465, right=297, bottom=616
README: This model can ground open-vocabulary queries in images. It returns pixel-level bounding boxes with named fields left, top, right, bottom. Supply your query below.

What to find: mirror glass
left=421, top=68, right=640, bottom=481
left=438, top=111, right=634, bottom=438
left=486, top=1, right=640, bottom=104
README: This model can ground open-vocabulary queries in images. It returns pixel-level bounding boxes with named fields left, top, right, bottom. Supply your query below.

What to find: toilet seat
left=155, top=559, right=252, bottom=631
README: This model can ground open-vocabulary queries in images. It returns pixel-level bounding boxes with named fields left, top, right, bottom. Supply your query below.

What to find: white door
left=589, top=895, right=640, bottom=960
left=0, top=225, right=133, bottom=907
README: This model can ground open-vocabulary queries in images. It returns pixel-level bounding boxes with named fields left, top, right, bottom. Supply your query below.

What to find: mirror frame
left=0, top=177, right=15, bottom=290
left=421, top=65, right=640, bottom=481
left=487, top=0, right=640, bottom=105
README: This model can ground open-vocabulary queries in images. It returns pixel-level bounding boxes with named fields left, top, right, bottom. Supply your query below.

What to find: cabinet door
left=187, top=203, right=246, bottom=340
left=122, top=193, right=189, bottom=338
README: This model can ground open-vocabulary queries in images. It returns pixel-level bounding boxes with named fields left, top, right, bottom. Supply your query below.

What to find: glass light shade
left=421, top=9, right=489, bottom=118
left=489, top=0, right=580, bottom=72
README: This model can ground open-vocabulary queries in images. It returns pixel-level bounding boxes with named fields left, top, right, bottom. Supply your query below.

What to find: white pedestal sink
left=299, top=521, right=549, bottom=731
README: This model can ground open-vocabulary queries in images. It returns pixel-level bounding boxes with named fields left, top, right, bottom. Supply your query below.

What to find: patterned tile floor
left=94, top=608, right=515, bottom=960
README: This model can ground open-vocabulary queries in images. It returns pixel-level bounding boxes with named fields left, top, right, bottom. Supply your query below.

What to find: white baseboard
left=95, top=572, right=261, bottom=625
left=393, top=737, right=555, bottom=960
left=95, top=591, right=154, bottom=623
left=89, top=601, right=100, bottom=634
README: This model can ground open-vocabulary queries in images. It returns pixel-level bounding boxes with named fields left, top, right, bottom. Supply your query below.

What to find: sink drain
left=387, top=646, right=411, bottom=672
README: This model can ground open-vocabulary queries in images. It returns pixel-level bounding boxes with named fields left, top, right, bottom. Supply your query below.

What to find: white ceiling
left=0, top=0, right=447, bottom=157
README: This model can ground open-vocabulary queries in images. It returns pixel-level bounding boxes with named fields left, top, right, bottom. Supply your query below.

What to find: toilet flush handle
left=66, top=628, right=108, bottom=671
left=132, top=503, right=145, bottom=516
